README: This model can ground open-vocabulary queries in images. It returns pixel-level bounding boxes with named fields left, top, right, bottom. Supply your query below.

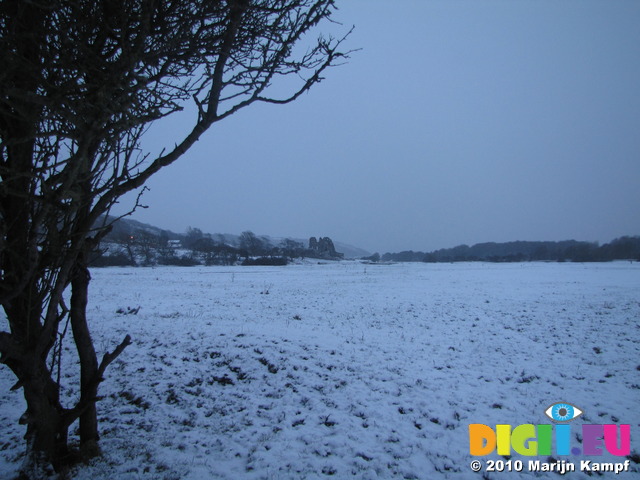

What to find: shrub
left=90, top=251, right=135, bottom=267
left=241, top=256, right=288, bottom=266
left=158, top=254, right=200, bottom=266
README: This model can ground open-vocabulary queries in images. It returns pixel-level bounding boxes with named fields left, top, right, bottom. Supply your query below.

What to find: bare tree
left=134, top=231, right=159, bottom=266
left=239, top=230, right=267, bottom=257
left=0, top=0, right=351, bottom=476
left=280, top=238, right=305, bottom=259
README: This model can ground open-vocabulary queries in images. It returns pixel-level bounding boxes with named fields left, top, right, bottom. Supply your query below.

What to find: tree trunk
left=18, top=359, right=70, bottom=479
left=70, top=246, right=100, bottom=459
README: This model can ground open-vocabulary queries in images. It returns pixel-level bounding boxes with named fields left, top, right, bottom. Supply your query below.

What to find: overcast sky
left=114, top=0, right=640, bottom=254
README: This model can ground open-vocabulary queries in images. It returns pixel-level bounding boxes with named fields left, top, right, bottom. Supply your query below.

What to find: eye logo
left=545, top=402, right=583, bottom=422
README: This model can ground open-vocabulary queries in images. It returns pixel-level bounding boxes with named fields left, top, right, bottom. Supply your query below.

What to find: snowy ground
left=1, top=261, right=639, bottom=479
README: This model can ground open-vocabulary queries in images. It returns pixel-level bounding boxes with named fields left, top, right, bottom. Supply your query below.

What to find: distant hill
left=101, top=216, right=182, bottom=241
left=382, top=237, right=640, bottom=263
left=96, top=216, right=370, bottom=264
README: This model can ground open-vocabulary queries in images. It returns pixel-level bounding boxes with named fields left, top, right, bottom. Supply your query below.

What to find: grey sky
left=114, top=0, right=640, bottom=254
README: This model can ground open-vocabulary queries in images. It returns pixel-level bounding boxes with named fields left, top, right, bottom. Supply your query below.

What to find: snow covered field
left=1, top=261, right=639, bottom=479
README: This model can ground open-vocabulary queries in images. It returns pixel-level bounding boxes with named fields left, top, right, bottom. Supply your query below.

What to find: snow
left=1, top=261, right=639, bottom=479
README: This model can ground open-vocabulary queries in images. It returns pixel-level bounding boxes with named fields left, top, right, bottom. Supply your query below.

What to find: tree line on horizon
left=381, top=236, right=640, bottom=263
left=90, top=221, right=342, bottom=267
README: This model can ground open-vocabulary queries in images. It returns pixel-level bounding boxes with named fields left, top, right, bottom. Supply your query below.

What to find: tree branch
left=61, top=334, right=132, bottom=428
